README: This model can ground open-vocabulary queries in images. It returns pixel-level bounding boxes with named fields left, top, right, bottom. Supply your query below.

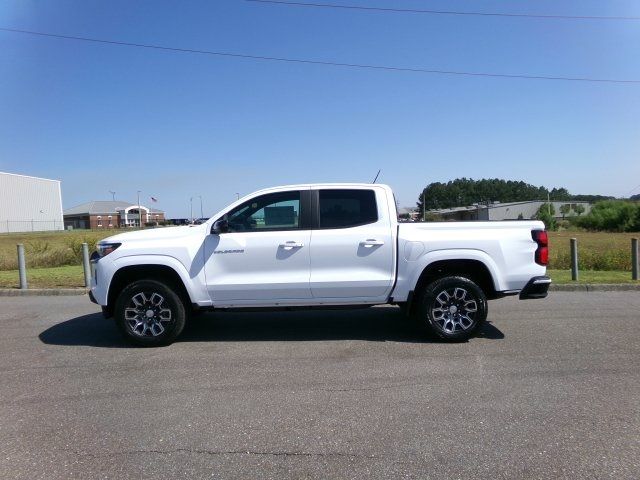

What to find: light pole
left=109, top=190, right=116, bottom=201
left=190, top=197, right=194, bottom=224
left=197, top=195, right=203, bottom=219
left=236, top=193, right=240, bottom=200
left=137, top=190, right=142, bottom=228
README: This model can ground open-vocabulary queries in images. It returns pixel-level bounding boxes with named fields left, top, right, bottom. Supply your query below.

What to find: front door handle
left=360, top=239, right=385, bottom=247
left=280, top=241, right=304, bottom=250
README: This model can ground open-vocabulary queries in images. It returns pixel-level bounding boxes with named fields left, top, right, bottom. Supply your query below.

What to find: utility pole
left=137, top=190, right=142, bottom=228
left=422, top=189, right=426, bottom=221
left=547, top=190, right=551, bottom=216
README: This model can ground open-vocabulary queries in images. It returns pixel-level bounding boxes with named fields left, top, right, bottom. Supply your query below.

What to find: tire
left=114, top=279, right=186, bottom=346
left=414, top=276, right=487, bottom=341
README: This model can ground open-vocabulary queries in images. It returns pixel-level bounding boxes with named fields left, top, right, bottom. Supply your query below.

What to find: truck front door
left=204, top=189, right=312, bottom=303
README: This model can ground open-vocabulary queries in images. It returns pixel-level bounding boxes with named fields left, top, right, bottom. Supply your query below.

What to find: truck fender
left=109, top=255, right=210, bottom=306
left=408, top=249, right=505, bottom=294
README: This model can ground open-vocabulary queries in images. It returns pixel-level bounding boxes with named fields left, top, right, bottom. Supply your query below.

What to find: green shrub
left=65, top=236, right=100, bottom=262
left=577, top=200, right=639, bottom=232
left=535, top=203, right=557, bottom=231
left=26, top=240, right=51, bottom=255
left=423, top=212, right=443, bottom=222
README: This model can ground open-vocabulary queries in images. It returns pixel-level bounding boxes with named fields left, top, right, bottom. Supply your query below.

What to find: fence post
left=632, top=238, right=639, bottom=281
left=82, top=243, right=91, bottom=288
left=17, top=244, right=27, bottom=289
left=570, top=238, right=579, bottom=281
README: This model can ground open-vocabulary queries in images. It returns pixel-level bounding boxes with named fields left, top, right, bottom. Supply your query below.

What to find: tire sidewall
left=419, top=276, right=487, bottom=341
left=114, top=279, right=186, bottom=346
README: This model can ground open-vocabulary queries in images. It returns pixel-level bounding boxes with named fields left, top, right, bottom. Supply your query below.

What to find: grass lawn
left=547, top=231, right=638, bottom=270
left=548, top=231, right=639, bottom=251
left=0, top=229, right=129, bottom=256
left=547, top=269, right=639, bottom=284
left=0, top=265, right=85, bottom=289
left=0, top=228, right=140, bottom=270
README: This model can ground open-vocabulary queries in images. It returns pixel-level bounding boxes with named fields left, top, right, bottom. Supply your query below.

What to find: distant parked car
left=168, top=218, right=190, bottom=226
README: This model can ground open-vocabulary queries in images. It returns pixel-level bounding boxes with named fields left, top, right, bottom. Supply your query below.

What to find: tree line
left=414, top=178, right=639, bottom=232
left=416, top=178, right=614, bottom=212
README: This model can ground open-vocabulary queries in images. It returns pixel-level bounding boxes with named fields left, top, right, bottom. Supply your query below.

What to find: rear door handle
left=280, top=241, right=304, bottom=250
left=360, top=239, right=385, bottom=247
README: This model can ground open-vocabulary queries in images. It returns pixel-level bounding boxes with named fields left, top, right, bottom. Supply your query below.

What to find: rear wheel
left=415, top=276, right=487, bottom=341
left=114, top=279, right=186, bottom=346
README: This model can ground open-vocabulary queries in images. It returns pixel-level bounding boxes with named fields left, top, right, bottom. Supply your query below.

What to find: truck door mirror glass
left=211, top=219, right=229, bottom=235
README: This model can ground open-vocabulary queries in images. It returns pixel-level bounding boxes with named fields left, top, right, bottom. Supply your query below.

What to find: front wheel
left=415, top=276, right=487, bottom=341
left=114, top=279, right=186, bottom=346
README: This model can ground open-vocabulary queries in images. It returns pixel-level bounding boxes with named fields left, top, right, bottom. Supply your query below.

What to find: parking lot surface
left=1, top=292, right=639, bottom=479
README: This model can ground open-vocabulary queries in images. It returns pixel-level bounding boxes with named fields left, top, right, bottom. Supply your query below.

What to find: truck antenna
left=372, top=169, right=381, bottom=184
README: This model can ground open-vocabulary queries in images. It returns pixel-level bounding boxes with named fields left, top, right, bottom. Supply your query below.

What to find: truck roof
left=249, top=183, right=391, bottom=195
left=210, top=183, right=394, bottom=223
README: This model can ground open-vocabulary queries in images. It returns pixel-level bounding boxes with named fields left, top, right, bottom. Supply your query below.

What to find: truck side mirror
left=211, top=219, right=229, bottom=235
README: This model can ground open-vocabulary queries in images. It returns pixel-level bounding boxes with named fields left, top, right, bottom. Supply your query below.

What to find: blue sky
left=1, top=0, right=639, bottom=217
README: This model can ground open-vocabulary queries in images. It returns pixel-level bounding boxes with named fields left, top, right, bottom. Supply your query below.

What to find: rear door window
left=318, top=189, right=378, bottom=229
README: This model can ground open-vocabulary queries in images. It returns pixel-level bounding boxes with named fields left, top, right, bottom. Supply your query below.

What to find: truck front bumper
left=88, top=290, right=98, bottom=304
left=519, top=276, right=551, bottom=300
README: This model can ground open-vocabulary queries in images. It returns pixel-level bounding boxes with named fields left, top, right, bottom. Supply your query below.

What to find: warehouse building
left=429, top=200, right=592, bottom=221
left=0, top=171, right=64, bottom=233
left=63, top=201, right=165, bottom=229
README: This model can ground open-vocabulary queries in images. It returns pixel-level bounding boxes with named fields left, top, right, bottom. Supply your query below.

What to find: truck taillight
left=532, top=230, right=549, bottom=266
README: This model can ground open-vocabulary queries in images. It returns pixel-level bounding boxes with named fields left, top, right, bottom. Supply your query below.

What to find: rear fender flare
left=409, top=249, right=504, bottom=293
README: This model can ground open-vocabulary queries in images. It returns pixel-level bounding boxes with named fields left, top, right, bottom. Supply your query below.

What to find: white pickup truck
left=89, top=183, right=550, bottom=346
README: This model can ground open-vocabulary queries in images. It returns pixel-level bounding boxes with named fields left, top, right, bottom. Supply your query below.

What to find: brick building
left=63, top=201, right=165, bottom=229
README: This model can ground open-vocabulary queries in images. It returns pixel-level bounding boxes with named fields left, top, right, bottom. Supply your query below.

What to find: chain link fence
left=0, top=220, right=65, bottom=234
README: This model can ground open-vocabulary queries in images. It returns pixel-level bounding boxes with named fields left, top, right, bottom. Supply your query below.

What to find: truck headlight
left=97, top=242, right=121, bottom=257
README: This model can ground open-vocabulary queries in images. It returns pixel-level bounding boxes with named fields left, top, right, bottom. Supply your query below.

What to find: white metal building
left=429, top=200, right=592, bottom=222
left=0, top=171, right=64, bottom=233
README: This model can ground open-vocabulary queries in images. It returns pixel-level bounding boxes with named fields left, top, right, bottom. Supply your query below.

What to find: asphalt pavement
left=1, top=292, right=639, bottom=479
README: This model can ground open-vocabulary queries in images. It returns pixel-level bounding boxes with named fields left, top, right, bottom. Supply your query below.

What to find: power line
left=245, top=0, right=640, bottom=21
left=2, top=27, right=639, bottom=85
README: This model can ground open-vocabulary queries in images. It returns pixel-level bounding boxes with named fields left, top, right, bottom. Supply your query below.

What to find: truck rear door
left=309, top=187, right=395, bottom=299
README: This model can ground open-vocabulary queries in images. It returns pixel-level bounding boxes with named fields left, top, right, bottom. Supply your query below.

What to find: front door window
left=227, top=191, right=301, bottom=232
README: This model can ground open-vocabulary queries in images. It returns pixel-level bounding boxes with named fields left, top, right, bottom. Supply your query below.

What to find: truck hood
left=100, top=225, right=206, bottom=244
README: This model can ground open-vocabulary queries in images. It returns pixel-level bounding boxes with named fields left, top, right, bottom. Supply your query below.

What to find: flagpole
left=137, top=190, right=143, bottom=229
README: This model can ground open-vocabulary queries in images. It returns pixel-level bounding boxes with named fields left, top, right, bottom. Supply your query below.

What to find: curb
left=0, top=288, right=87, bottom=297
left=549, top=284, right=640, bottom=292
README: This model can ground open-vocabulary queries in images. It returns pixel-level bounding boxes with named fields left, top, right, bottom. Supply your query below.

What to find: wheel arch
left=414, top=259, right=497, bottom=298
left=405, top=255, right=499, bottom=316
left=105, top=263, right=194, bottom=317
